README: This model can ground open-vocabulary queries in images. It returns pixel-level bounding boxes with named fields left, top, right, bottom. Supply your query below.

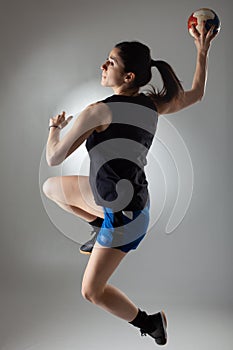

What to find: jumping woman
left=43, top=22, right=216, bottom=346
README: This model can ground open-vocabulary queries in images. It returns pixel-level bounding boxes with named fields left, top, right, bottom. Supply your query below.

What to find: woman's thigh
left=43, top=175, right=104, bottom=218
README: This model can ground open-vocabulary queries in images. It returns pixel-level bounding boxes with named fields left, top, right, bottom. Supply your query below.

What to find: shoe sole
left=79, top=248, right=92, bottom=255
left=157, top=310, right=168, bottom=346
left=161, top=310, right=167, bottom=328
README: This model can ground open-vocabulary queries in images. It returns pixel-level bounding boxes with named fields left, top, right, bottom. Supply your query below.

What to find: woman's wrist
left=48, top=124, right=61, bottom=130
left=197, top=48, right=209, bottom=58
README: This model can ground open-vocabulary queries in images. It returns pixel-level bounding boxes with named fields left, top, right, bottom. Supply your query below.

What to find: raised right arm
left=46, top=102, right=111, bottom=166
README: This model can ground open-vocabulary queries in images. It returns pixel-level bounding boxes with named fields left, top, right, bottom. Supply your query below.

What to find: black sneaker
left=140, top=311, right=167, bottom=346
left=79, top=229, right=99, bottom=255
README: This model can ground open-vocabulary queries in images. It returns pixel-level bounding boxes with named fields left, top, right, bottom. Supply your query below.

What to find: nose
left=101, top=59, right=109, bottom=71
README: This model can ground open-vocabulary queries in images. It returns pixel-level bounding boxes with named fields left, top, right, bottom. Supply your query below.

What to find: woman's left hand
left=191, top=21, right=218, bottom=54
left=49, top=111, right=73, bottom=129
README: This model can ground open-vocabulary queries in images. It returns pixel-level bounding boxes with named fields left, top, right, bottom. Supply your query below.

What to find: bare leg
left=43, top=176, right=138, bottom=320
left=82, top=242, right=138, bottom=322
left=51, top=199, right=98, bottom=222
left=42, top=175, right=104, bottom=221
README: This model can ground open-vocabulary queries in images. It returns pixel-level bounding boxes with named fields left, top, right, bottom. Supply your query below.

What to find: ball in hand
left=188, top=8, right=221, bottom=36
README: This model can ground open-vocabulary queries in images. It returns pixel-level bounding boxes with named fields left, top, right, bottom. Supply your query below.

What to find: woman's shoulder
left=100, top=93, right=158, bottom=113
left=86, top=101, right=112, bottom=126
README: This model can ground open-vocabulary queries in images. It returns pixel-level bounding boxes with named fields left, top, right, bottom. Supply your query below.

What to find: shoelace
left=90, top=229, right=96, bottom=236
left=84, top=225, right=102, bottom=248
left=90, top=227, right=100, bottom=238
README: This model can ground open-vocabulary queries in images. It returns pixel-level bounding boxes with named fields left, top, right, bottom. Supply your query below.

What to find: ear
left=124, top=72, right=135, bottom=84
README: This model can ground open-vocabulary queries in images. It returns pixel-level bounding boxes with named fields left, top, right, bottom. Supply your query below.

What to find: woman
left=43, top=22, right=217, bottom=346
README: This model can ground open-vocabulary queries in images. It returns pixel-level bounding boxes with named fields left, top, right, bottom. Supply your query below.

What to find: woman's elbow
left=200, top=91, right=205, bottom=101
left=46, top=158, right=55, bottom=167
left=186, top=91, right=205, bottom=108
left=46, top=155, right=60, bottom=167
left=194, top=86, right=205, bottom=102
left=196, top=92, right=205, bottom=103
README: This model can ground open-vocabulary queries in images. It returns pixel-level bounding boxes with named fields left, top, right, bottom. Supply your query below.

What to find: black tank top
left=86, top=93, right=158, bottom=211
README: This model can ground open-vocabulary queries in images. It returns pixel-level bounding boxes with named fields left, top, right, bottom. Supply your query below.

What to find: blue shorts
left=96, top=201, right=150, bottom=253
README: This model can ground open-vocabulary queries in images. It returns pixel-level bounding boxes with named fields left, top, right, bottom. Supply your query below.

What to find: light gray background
left=0, top=0, right=232, bottom=349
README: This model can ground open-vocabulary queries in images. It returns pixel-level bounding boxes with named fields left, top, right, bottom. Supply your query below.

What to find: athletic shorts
left=96, top=200, right=150, bottom=253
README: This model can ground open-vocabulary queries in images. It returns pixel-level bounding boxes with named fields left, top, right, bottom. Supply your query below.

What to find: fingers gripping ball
left=188, top=8, right=221, bottom=36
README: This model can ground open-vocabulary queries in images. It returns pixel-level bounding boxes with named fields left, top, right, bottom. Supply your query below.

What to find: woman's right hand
left=49, top=111, right=73, bottom=130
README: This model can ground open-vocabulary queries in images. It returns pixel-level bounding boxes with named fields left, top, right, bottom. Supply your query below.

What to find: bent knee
left=42, top=177, right=57, bottom=198
left=81, top=287, right=93, bottom=302
left=81, top=285, right=103, bottom=304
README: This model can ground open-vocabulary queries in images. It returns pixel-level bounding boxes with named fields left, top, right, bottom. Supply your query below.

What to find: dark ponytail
left=115, top=41, right=183, bottom=104
left=148, top=59, right=184, bottom=104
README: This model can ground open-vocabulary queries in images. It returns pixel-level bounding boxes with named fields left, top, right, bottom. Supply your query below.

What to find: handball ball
left=188, top=8, right=221, bottom=37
